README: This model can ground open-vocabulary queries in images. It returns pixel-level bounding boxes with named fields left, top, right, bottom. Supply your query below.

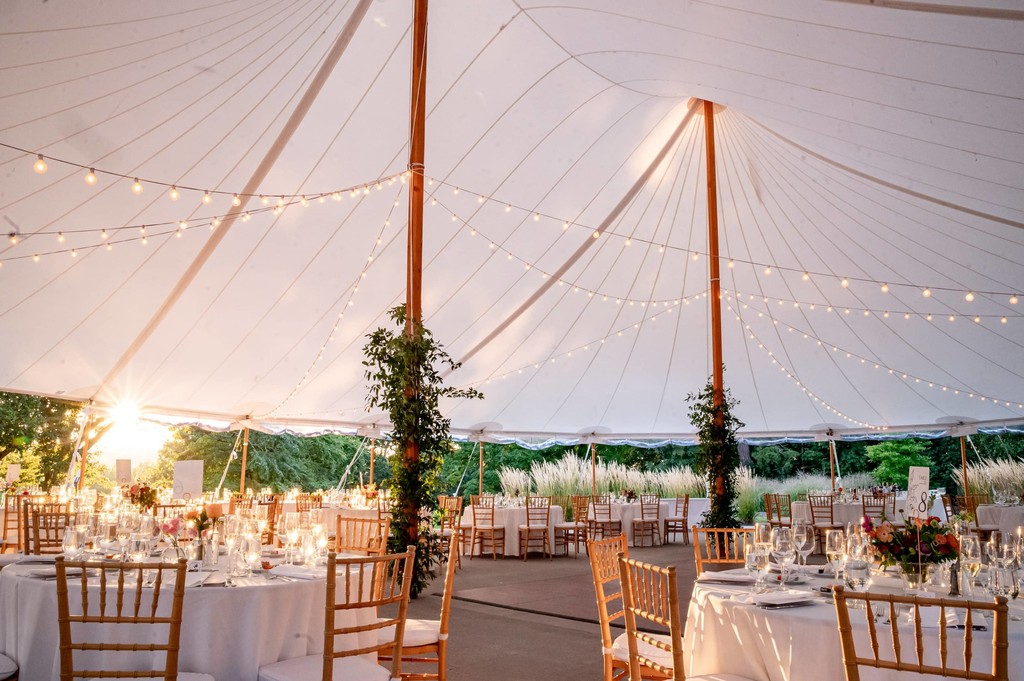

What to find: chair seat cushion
left=259, top=653, right=391, bottom=681
left=0, top=652, right=16, bottom=681
left=473, top=525, right=503, bottom=531
left=518, top=524, right=549, bottom=531
left=376, top=617, right=441, bottom=647
left=611, top=632, right=673, bottom=669
left=664, top=516, right=686, bottom=522
left=554, top=521, right=583, bottom=529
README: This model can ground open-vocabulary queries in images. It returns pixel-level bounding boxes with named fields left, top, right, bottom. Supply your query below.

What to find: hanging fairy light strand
left=1, top=171, right=408, bottom=264
left=455, top=289, right=711, bottom=390
left=425, top=175, right=1023, bottom=303
left=5, top=142, right=410, bottom=203
left=723, top=289, right=1017, bottom=326
left=726, top=298, right=1024, bottom=414
left=260, top=183, right=407, bottom=417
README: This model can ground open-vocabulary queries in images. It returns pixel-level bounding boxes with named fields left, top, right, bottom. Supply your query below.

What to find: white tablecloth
left=792, top=497, right=945, bottom=527
left=684, top=577, right=1024, bottom=680
left=592, top=501, right=672, bottom=543
left=0, top=560, right=373, bottom=681
left=461, top=505, right=564, bottom=556
left=976, top=505, right=1024, bottom=536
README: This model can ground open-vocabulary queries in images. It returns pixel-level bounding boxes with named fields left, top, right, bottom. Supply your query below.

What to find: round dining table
left=976, top=504, right=1024, bottom=536
left=461, top=504, right=564, bottom=556
left=0, top=555, right=372, bottom=681
left=684, top=569, right=1024, bottom=680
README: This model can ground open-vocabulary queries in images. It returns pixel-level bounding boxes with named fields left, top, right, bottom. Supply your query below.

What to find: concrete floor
left=401, top=540, right=700, bottom=680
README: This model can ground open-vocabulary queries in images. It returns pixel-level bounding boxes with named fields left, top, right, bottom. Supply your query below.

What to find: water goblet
left=745, top=541, right=770, bottom=594
left=960, top=535, right=983, bottom=596
left=825, top=529, right=846, bottom=585
left=62, top=527, right=85, bottom=559
left=793, top=521, right=814, bottom=567
left=242, top=536, right=262, bottom=576
left=129, top=532, right=149, bottom=563
left=771, top=527, right=796, bottom=585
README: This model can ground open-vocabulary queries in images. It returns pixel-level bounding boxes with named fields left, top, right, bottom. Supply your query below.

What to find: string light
left=33, top=155, right=47, bottom=174
left=168, top=186, right=180, bottom=201
left=131, top=179, right=143, bottom=195
left=84, top=169, right=97, bottom=186
left=203, top=191, right=212, bottom=204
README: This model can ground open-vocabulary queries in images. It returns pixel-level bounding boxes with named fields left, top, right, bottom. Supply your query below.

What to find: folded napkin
left=269, top=564, right=325, bottom=580
left=26, top=566, right=83, bottom=578
left=913, top=606, right=960, bottom=628
left=697, top=571, right=755, bottom=583
left=751, top=590, right=814, bottom=606
left=183, top=571, right=211, bottom=588
left=17, top=554, right=57, bottom=564
left=769, top=564, right=823, bottom=575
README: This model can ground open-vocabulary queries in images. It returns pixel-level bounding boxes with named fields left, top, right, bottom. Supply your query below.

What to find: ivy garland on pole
left=687, top=375, right=744, bottom=529
left=363, top=305, right=482, bottom=596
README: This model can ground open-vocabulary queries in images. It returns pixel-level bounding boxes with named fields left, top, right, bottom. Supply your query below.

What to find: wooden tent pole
left=239, top=427, right=250, bottom=493
left=403, top=0, right=428, bottom=546
left=829, top=438, right=837, bottom=491
left=591, top=443, right=597, bottom=497
left=369, top=439, right=376, bottom=487
left=478, top=441, right=484, bottom=494
left=703, top=99, right=726, bottom=499
left=76, top=416, right=113, bottom=492
left=960, top=436, right=969, bottom=495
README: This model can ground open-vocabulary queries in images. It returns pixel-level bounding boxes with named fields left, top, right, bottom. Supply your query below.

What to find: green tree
left=0, top=392, right=85, bottom=488
left=866, top=440, right=931, bottom=487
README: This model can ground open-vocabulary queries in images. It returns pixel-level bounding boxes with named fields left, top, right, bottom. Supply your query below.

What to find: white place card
left=172, top=460, right=204, bottom=501
left=905, top=466, right=931, bottom=520
left=115, top=459, right=132, bottom=485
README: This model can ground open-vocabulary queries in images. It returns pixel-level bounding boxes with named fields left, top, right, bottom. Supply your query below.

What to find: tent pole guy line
left=89, top=0, right=374, bottom=403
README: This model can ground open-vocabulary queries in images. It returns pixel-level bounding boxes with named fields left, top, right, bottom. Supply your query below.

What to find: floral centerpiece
left=863, top=515, right=959, bottom=584
left=621, top=488, right=637, bottom=502
left=183, top=507, right=213, bottom=540
left=123, top=483, right=158, bottom=511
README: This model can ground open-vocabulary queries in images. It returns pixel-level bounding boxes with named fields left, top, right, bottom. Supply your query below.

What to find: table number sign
left=172, top=460, right=204, bottom=500
left=905, top=466, right=931, bottom=520
left=4, top=464, right=20, bottom=484
left=115, top=459, right=132, bottom=485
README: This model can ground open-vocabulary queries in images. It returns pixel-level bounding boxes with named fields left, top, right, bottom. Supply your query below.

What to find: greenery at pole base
left=687, top=375, right=744, bottom=529
left=363, top=305, right=482, bottom=596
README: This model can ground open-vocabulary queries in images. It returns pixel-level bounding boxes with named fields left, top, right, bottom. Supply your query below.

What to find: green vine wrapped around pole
left=363, top=305, right=482, bottom=596
left=687, top=375, right=743, bottom=529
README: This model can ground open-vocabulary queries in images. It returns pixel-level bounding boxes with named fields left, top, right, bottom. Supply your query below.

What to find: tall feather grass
left=952, top=459, right=1024, bottom=502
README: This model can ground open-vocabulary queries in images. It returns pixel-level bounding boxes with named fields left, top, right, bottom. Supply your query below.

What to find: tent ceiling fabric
left=1, top=0, right=1022, bottom=444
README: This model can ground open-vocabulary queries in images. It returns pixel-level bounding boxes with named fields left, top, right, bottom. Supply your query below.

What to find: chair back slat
left=323, top=548, right=416, bottom=677
left=833, top=586, right=1009, bottom=681
left=525, top=496, right=551, bottom=526
left=692, top=526, right=753, bottom=574
left=334, top=516, right=388, bottom=555
left=471, top=495, right=496, bottom=526
left=639, top=494, right=660, bottom=520
left=617, top=555, right=684, bottom=680
left=809, top=494, right=837, bottom=524
left=55, top=557, right=188, bottom=680
left=587, top=534, right=628, bottom=681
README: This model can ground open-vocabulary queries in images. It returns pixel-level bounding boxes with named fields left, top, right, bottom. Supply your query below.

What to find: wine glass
left=128, top=532, right=149, bottom=563
left=62, top=527, right=84, bottom=559
left=825, top=529, right=846, bottom=586
left=242, top=536, right=262, bottom=576
left=753, top=522, right=771, bottom=546
left=745, top=541, right=770, bottom=594
left=986, top=531, right=1003, bottom=565
left=771, top=527, right=796, bottom=585
left=960, top=535, right=983, bottom=596
left=282, top=512, right=301, bottom=564
left=844, top=533, right=873, bottom=599
left=116, top=512, right=136, bottom=561
left=793, top=521, right=814, bottom=567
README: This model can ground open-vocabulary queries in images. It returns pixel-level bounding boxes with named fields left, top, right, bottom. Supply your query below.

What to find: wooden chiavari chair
left=518, top=495, right=552, bottom=560
left=437, top=496, right=464, bottom=567
left=258, top=495, right=280, bottom=546
left=862, top=495, right=899, bottom=524
left=257, top=547, right=416, bottom=681
left=469, top=495, right=504, bottom=560
left=25, top=501, right=72, bottom=555
left=152, top=502, right=186, bottom=520
left=554, top=495, right=588, bottom=557
left=691, top=526, right=753, bottom=575
left=586, top=533, right=632, bottom=681
left=379, top=531, right=460, bottom=681
left=295, top=493, right=315, bottom=513
left=833, top=586, right=1008, bottom=681
left=663, top=496, right=689, bottom=545
left=589, top=496, right=622, bottom=541
left=377, top=495, right=393, bottom=524
left=335, top=516, right=388, bottom=556
left=228, top=493, right=253, bottom=515
left=957, top=495, right=1000, bottom=542
left=17, top=494, right=47, bottom=554
left=941, top=493, right=957, bottom=521
left=2, top=493, right=21, bottom=553
left=54, top=556, right=213, bottom=681
left=631, top=494, right=662, bottom=547
left=765, top=493, right=792, bottom=530
left=808, top=494, right=843, bottom=552
left=618, top=555, right=756, bottom=681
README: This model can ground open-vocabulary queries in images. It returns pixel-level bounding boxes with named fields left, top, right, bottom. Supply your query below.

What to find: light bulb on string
left=131, top=178, right=143, bottom=194
left=56, top=232, right=65, bottom=243
left=169, top=186, right=179, bottom=201
left=1011, top=296, right=1019, bottom=305
left=203, top=191, right=212, bottom=204
left=84, top=169, right=97, bottom=185
left=880, top=283, right=889, bottom=293
left=232, top=194, right=241, bottom=207
left=100, top=229, right=108, bottom=240
left=922, top=288, right=932, bottom=298
left=33, top=155, right=47, bottom=174
left=965, top=291, right=975, bottom=302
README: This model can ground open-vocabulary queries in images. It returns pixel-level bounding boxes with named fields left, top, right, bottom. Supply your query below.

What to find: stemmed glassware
left=116, top=512, right=137, bottom=561
left=960, top=535, right=983, bottom=596
left=843, top=532, right=873, bottom=599
left=825, top=529, right=846, bottom=586
left=793, top=521, right=814, bottom=568
left=62, top=527, right=85, bottom=559
left=128, top=532, right=149, bottom=563
left=745, top=540, right=770, bottom=593
left=771, top=527, right=796, bottom=585
left=282, top=512, right=301, bottom=564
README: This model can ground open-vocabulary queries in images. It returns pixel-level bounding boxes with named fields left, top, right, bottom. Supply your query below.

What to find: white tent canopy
left=1, top=0, right=1022, bottom=446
